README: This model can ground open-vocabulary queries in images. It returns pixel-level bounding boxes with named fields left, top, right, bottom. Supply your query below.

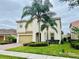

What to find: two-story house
left=16, top=17, right=62, bottom=44
left=70, top=20, right=79, bottom=40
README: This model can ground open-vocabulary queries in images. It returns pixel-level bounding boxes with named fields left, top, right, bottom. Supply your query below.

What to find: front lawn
left=0, top=54, right=25, bottom=59
left=8, top=43, right=79, bottom=58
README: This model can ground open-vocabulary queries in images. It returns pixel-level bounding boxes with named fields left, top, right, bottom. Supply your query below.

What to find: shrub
left=7, top=35, right=16, bottom=43
left=23, top=42, right=48, bottom=47
left=71, top=41, right=79, bottom=49
left=49, top=40, right=59, bottom=44
left=0, top=40, right=9, bottom=45
left=61, top=38, right=68, bottom=44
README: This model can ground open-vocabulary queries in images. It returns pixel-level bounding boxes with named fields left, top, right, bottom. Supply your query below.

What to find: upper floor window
left=20, top=24, right=23, bottom=28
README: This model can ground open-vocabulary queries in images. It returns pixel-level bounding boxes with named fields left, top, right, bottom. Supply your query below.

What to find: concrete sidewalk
left=0, top=50, right=75, bottom=59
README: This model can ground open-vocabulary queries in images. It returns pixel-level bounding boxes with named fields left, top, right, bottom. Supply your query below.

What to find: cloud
left=0, top=0, right=79, bottom=34
left=0, top=24, right=15, bottom=29
left=52, top=0, right=79, bottom=34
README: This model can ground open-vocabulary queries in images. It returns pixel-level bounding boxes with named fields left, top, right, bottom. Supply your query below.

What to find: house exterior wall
left=16, top=17, right=61, bottom=43
left=70, top=26, right=79, bottom=40
left=17, top=22, right=26, bottom=33
left=32, top=18, right=39, bottom=42
left=42, top=19, right=61, bottom=41
left=19, top=35, right=32, bottom=43
left=54, top=19, right=61, bottom=40
left=71, top=33, right=78, bottom=40
left=17, top=21, right=33, bottom=43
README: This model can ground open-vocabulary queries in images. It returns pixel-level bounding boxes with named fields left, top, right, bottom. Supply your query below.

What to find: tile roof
left=0, top=29, right=16, bottom=35
left=71, top=20, right=79, bottom=27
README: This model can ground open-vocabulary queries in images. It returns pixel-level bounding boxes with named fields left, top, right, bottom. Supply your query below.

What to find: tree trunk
left=38, top=18, right=41, bottom=42
left=47, top=27, right=49, bottom=43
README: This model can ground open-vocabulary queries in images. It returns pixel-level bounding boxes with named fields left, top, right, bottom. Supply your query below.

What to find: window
left=20, top=24, right=23, bottom=28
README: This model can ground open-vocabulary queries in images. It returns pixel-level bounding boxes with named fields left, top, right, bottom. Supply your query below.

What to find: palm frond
left=41, top=13, right=57, bottom=33
left=47, top=12, right=56, bottom=17
left=32, top=0, right=42, bottom=13
left=41, top=24, right=47, bottom=31
left=41, top=5, right=49, bottom=12
left=25, top=17, right=33, bottom=28
left=23, top=6, right=31, bottom=12
left=41, top=14, right=50, bottom=21
left=47, top=18, right=57, bottom=33
left=51, top=26, right=58, bottom=33
left=72, top=27, right=79, bottom=33
left=44, top=0, right=53, bottom=7
left=48, top=18, right=57, bottom=27
left=21, top=7, right=32, bottom=19
left=41, top=19, right=47, bottom=24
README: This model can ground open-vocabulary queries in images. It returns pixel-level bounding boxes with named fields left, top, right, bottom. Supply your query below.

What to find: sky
left=0, top=0, right=79, bottom=34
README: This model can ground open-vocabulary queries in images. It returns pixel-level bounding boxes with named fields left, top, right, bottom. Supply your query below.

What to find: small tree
left=41, top=17, right=57, bottom=43
left=7, top=35, right=16, bottom=43
left=72, top=27, right=79, bottom=40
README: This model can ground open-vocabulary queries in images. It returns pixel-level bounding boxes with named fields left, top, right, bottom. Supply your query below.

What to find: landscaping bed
left=23, top=42, right=48, bottom=47
left=0, top=54, right=25, bottom=59
left=7, top=43, right=79, bottom=58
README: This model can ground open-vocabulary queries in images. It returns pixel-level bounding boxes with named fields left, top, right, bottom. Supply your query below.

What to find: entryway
left=36, top=33, right=41, bottom=42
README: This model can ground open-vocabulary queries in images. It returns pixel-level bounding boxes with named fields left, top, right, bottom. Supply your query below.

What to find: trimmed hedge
left=0, top=40, right=9, bottom=45
left=23, top=42, right=48, bottom=47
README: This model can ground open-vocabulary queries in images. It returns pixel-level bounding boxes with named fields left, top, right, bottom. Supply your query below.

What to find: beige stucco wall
left=17, top=22, right=26, bottom=33
left=17, top=21, right=32, bottom=33
left=17, top=17, right=61, bottom=43
left=71, top=33, right=78, bottom=40
left=70, top=27, right=79, bottom=40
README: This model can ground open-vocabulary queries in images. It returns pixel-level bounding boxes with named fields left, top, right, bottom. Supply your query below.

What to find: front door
left=36, top=33, right=41, bottom=42
left=51, top=33, right=54, bottom=41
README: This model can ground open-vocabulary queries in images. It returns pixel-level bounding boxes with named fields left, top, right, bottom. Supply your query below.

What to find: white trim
left=17, top=34, right=19, bottom=43
left=4, top=35, right=5, bottom=40
left=18, top=34, right=32, bottom=36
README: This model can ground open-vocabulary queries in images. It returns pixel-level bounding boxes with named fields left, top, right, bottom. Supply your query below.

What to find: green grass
left=0, top=54, right=26, bottom=59
left=8, top=43, right=79, bottom=58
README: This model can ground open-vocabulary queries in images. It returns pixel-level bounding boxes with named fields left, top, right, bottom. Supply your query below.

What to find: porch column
left=17, top=34, right=19, bottom=43
left=4, top=35, right=6, bottom=40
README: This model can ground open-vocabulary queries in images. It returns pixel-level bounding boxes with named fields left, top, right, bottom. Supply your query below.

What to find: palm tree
left=21, top=0, right=55, bottom=42
left=72, top=27, right=79, bottom=40
left=41, top=15, right=57, bottom=43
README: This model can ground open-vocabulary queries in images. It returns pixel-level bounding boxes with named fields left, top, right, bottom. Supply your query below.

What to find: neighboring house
left=70, top=20, right=79, bottom=40
left=16, top=17, right=62, bottom=44
left=62, top=33, right=71, bottom=40
left=0, top=29, right=16, bottom=41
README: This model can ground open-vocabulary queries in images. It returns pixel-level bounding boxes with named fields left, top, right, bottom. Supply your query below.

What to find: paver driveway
left=0, top=43, right=22, bottom=50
